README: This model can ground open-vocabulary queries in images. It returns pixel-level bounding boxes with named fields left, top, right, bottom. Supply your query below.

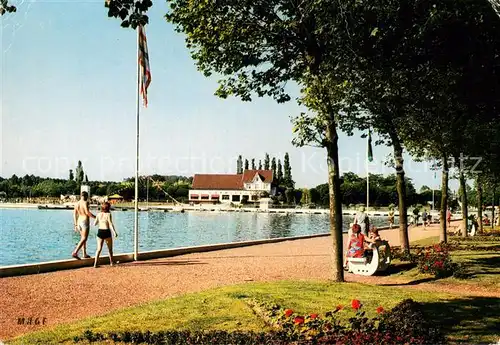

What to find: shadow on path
left=126, top=260, right=208, bottom=266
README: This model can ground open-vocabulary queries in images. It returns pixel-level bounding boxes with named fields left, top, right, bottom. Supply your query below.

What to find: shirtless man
left=72, top=191, right=96, bottom=259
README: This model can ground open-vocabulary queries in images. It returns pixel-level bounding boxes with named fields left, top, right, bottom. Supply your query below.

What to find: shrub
left=416, top=243, right=455, bottom=278
left=379, top=299, right=444, bottom=343
left=74, top=330, right=295, bottom=344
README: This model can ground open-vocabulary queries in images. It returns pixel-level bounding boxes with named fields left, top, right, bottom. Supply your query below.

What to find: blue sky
left=0, top=0, right=453, bottom=191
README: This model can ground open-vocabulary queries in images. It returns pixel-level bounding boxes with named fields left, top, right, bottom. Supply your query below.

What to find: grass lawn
left=9, top=281, right=500, bottom=345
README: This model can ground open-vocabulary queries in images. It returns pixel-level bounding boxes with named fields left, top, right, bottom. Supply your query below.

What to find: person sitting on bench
left=366, top=226, right=381, bottom=243
left=344, top=223, right=365, bottom=269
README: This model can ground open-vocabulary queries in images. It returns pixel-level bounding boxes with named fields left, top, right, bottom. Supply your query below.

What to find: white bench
left=347, top=241, right=392, bottom=276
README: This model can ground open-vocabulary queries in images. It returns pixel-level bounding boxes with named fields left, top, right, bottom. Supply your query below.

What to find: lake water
left=0, top=208, right=397, bottom=266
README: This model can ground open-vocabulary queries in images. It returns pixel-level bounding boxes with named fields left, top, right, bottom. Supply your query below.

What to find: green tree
left=309, top=187, right=320, bottom=205
left=244, top=159, right=249, bottom=171
left=84, top=174, right=89, bottom=183
left=0, top=0, right=16, bottom=15
left=237, top=155, right=243, bottom=174
left=277, top=159, right=283, bottom=184
left=165, top=0, right=376, bottom=281
left=251, top=158, right=256, bottom=170
left=285, top=188, right=295, bottom=205
left=271, top=158, right=277, bottom=180
left=105, top=0, right=152, bottom=29
left=300, top=188, right=311, bottom=205
left=283, top=152, right=294, bottom=188
left=264, top=154, right=270, bottom=170
left=69, top=170, right=74, bottom=181
left=258, top=160, right=262, bottom=170
left=75, top=161, right=84, bottom=187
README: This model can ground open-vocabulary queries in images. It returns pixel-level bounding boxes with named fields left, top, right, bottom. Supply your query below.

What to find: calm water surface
left=0, top=208, right=397, bottom=266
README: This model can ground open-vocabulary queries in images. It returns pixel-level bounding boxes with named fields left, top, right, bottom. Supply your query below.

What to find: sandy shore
left=0, top=221, right=465, bottom=341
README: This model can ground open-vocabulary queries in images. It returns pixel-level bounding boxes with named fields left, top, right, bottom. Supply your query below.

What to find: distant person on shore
left=422, top=210, right=428, bottom=228
left=447, top=208, right=452, bottom=228
left=388, top=209, right=395, bottom=229
left=354, top=206, right=369, bottom=236
left=344, top=223, right=365, bottom=269
left=93, top=202, right=118, bottom=268
left=72, top=191, right=96, bottom=259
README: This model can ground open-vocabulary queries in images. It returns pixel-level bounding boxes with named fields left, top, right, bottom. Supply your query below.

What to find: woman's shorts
left=97, top=229, right=112, bottom=239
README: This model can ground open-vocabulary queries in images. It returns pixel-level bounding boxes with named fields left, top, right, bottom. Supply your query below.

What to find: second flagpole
left=134, top=27, right=140, bottom=261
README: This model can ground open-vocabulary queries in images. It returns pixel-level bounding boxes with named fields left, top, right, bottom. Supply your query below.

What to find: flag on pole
left=138, top=25, right=151, bottom=107
left=367, top=130, right=373, bottom=162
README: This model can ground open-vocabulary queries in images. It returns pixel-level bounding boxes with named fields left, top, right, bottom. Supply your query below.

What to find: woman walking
left=93, top=202, right=118, bottom=267
left=387, top=209, right=395, bottom=229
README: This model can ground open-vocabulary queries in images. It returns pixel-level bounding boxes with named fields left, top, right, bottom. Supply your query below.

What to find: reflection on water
left=0, top=209, right=398, bottom=266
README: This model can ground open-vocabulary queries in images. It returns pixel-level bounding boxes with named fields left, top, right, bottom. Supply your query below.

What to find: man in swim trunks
left=72, top=191, right=96, bottom=259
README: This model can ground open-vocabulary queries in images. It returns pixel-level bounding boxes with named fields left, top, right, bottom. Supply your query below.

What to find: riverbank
left=0, top=221, right=456, bottom=340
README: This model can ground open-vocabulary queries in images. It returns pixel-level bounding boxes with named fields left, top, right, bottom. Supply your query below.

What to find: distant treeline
left=2, top=171, right=486, bottom=209
left=306, top=172, right=459, bottom=209
left=0, top=174, right=192, bottom=202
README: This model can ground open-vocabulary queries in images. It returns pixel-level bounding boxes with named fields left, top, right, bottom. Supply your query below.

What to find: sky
left=0, top=0, right=455, bottom=191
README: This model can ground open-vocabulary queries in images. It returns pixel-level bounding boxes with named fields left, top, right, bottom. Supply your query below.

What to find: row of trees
left=305, top=174, right=461, bottom=211
left=161, top=0, right=500, bottom=282
left=0, top=173, right=192, bottom=202
left=236, top=153, right=294, bottom=188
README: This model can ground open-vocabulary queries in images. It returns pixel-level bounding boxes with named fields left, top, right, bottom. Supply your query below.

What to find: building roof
left=242, top=170, right=273, bottom=183
left=192, top=170, right=273, bottom=190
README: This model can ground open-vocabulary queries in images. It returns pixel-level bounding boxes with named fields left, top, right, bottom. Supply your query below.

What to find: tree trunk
left=393, top=138, right=409, bottom=252
left=477, top=177, right=483, bottom=234
left=459, top=168, right=468, bottom=237
left=325, top=118, right=344, bottom=282
left=493, top=181, right=497, bottom=229
left=440, top=156, right=449, bottom=243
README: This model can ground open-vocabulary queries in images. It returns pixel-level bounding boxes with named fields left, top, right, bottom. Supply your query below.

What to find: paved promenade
left=0, top=222, right=458, bottom=340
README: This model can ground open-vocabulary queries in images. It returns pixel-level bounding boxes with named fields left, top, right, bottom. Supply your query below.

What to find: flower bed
left=244, top=298, right=444, bottom=344
left=74, top=299, right=445, bottom=344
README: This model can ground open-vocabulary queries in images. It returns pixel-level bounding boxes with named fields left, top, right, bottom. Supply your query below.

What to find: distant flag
left=367, top=130, right=374, bottom=162
left=138, top=25, right=151, bottom=107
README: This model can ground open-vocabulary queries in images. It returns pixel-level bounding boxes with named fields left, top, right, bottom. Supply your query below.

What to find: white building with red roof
left=189, top=170, right=274, bottom=204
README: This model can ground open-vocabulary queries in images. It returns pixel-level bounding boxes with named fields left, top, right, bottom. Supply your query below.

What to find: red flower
left=284, top=309, right=293, bottom=317
left=309, top=313, right=318, bottom=319
left=335, top=304, right=344, bottom=311
left=351, top=299, right=361, bottom=310
left=294, top=316, right=305, bottom=325
left=434, top=261, right=443, bottom=268
left=376, top=306, right=384, bottom=314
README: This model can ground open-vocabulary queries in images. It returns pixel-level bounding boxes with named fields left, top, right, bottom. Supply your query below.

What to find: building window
left=222, top=195, right=230, bottom=200
left=190, top=195, right=199, bottom=200
left=251, top=195, right=259, bottom=201
left=201, top=195, right=209, bottom=200
left=232, top=195, right=241, bottom=202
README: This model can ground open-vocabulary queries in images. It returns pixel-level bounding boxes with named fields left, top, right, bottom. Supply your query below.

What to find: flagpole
left=134, top=27, right=140, bottom=261
left=366, top=136, right=370, bottom=210
left=432, top=161, right=436, bottom=211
